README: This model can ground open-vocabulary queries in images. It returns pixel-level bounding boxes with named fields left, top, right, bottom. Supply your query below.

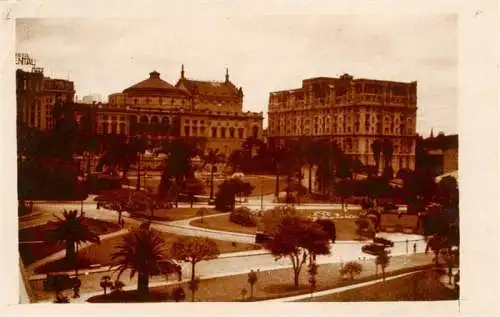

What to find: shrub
left=340, top=261, right=363, bottom=280
left=230, top=207, right=257, bottom=227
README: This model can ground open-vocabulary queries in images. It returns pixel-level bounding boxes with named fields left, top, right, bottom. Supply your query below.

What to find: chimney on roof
left=150, top=71, right=160, bottom=79
left=181, top=64, right=185, bottom=79
left=225, top=67, right=229, bottom=83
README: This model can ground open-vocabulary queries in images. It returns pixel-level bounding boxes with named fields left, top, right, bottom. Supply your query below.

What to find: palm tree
left=203, top=149, right=226, bottom=201
left=48, top=210, right=100, bottom=264
left=111, top=225, right=174, bottom=298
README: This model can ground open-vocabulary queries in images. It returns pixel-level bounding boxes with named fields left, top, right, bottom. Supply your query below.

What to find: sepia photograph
left=1, top=1, right=496, bottom=315
left=14, top=12, right=462, bottom=306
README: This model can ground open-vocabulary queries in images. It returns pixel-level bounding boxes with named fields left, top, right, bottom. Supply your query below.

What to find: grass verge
left=34, top=231, right=261, bottom=274
left=190, top=214, right=360, bottom=240
left=300, top=269, right=458, bottom=301
left=19, top=219, right=121, bottom=266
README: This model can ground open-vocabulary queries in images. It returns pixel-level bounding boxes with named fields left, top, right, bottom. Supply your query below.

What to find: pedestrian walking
left=96, top=202, right=100, bottom=210
left=413, top=243, right=417, bottom=254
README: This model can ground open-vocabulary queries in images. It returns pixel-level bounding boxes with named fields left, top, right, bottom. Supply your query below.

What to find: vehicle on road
left=255, top=231, right=273, bottom=244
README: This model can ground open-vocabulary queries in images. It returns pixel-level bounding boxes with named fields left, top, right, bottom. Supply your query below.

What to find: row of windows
left=184, top=126, right=245, bottom=139
left=275, top=115, right=413, bottom=125
left=275, top=125, right=413, bottom=136
left=101, top=122, right=127, bottom=134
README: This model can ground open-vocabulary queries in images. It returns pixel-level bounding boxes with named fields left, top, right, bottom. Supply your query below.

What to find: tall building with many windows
left=91, top=66, right=263, bottom=156
left=16, top=69, right=75, bottom=131
left=267, top=74, right=417, bottom=172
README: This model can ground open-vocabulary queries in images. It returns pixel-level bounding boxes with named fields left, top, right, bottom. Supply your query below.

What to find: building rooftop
left=123, top=71, right=188, bottom=96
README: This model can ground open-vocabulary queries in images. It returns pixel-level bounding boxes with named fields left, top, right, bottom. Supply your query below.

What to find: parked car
left=255, top=231, right=273, bottom=244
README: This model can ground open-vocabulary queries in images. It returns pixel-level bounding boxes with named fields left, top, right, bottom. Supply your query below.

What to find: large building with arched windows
left=89, top=66, right=263, bottom=156
left=268, top=74, right=417, bottom=173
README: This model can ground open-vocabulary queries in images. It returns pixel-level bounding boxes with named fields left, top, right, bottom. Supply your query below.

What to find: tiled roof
left=124, top=71, right=188, bottom=95
left=177, top=78, right=242, bottom=98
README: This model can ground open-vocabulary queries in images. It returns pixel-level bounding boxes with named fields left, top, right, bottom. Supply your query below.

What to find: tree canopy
left=264, top=216, right=330, bottom=287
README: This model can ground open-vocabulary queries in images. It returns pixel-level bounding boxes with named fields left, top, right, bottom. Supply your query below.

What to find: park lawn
left=190, top=214, right=258, bottom=235
left=34, top=231, right=261, bottom=274
left=189, top=213, right=359, bottom=240
left=129, top=207, right=221, bottom=222
left=87, top=253, right=436, bottom=303
left=19, top=219, right=121, bottom=266
left=304, top=269, right=458, bottom=302
left=210, top=175, right=287, bottom=197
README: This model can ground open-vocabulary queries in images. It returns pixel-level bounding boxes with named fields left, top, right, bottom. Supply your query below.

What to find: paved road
left=20, top=199, right=428, bottom=303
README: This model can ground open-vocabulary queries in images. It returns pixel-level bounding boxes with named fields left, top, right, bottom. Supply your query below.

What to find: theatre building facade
left=88, top=67, right=263, bottom=156
left=268, top=74, right=417, bottom=173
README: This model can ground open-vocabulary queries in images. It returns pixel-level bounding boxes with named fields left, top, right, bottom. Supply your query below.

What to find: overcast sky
left=16, top=15, right=457, bottom=135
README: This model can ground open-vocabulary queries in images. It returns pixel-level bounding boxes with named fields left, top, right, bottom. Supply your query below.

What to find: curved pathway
left=20, top=199, right=429, bottom=303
